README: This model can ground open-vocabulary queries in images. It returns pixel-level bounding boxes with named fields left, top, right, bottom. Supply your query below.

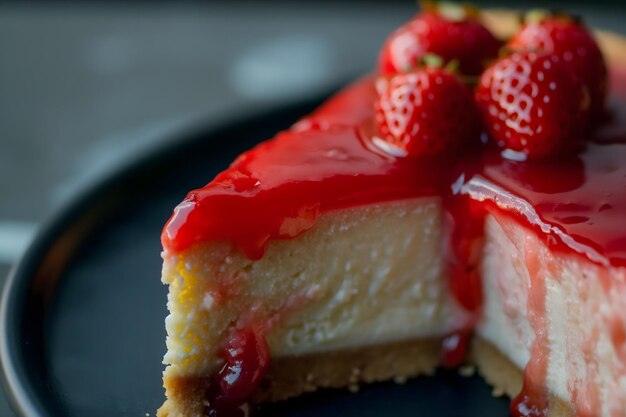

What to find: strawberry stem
left=419, top=0, right=479, bottom=21
left=444, top=59, right=460, bottom=73
left=422, top=53, right=445, bottom=68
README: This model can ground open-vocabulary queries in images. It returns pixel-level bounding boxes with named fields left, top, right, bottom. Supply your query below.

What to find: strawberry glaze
left=509, top=246, right=551, bottom=417
left=163, top=70, right=626, bottom=268
left=162, top=66, right=626, bottom=414
left=163, top=77, right=468, bottom=260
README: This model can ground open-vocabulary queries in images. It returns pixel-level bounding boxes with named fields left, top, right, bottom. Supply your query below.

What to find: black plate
left=0, top=92, right=509, bottom=417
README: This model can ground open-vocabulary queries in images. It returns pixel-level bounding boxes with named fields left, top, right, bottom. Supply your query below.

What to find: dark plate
left=0, top=92, right=509, bottom=417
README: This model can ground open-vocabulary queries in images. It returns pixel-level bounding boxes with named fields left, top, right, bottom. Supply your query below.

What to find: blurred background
left=1, top=0, right=625, bottom=415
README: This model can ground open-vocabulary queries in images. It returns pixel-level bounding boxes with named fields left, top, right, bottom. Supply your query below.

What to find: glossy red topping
left=476, top=51, right=589, bottom=158
left=163, top=78, right=466, bottom=260
left=445, top=197, right=486, bottom=311
left=508, top=12, right=608, bottom=120
left=378, top=5, right=501, bottom=76
left=375, top=68, right=481, bottom=156
left=467, top=140, right=626, bottom=267
left=163, top=73, right=626, bottom=267
left=509, top=246, right=550, bottom=417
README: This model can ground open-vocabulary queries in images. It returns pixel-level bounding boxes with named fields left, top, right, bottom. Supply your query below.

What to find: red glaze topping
left=163, top=70, right=626, bottom=267
left=163, top=77, right=464, bottom=260
left=444, top=197, right=486, bottom=311
left=467, top=140, right=626, bottom=267
left=509, top=245, right=550, bottom=417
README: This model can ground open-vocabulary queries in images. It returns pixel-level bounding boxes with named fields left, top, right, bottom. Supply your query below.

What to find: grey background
left=1, top=1, right=625, bottom=415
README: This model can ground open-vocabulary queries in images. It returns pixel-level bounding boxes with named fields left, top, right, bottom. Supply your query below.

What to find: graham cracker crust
left=159, top=337, right=576, bottom=417
left=471, top=337, right=523, bottom=399
left=158, top=337, right=443, bottom=417
left=256, top=337, right=443, bottom=402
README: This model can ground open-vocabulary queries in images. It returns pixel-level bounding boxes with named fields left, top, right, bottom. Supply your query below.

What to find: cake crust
left=471, top=337, right=522, bottom=399
left=159, top=337, right=578, bottom=417
left=159, top=338, right=442, bottom=417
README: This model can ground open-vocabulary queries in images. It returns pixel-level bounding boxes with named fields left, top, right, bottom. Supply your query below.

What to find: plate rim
left=0, top=91, right=334, bottom=417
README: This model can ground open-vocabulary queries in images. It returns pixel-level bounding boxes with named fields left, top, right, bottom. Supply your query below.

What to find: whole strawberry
left=508, top=11, right=607, bottom=121
left=375, top=67, right=481, bottom=157
left=475, top=51, right=589, bottom=158
left=379, top=1, right=502, bottom=76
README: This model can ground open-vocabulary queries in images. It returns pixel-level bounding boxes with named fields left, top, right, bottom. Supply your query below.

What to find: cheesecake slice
left=158, top=10, right=626, bottom=417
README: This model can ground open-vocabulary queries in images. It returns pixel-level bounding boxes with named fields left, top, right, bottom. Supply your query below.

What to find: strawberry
left=379, top=1, right=502, bottom=76
left=375, top=66, right=481, bottom=157
left=508, top=11, right=607, bottom=121
left=475, top=51, right=589, bottom=158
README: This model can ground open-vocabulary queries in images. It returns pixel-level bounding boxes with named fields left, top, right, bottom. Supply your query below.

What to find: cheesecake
left=158, top=8, right=626, bottom=417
